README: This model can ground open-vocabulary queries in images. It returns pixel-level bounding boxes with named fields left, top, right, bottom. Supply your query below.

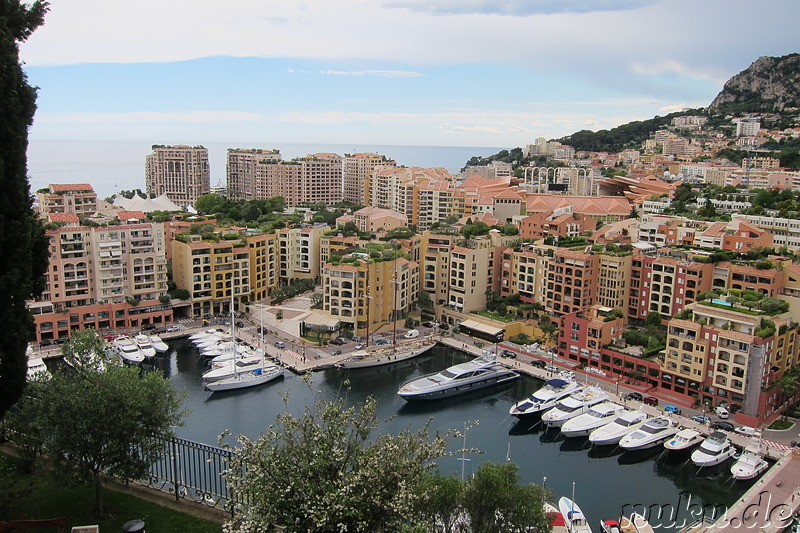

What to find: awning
left=459, top=318, right=505, bottom=337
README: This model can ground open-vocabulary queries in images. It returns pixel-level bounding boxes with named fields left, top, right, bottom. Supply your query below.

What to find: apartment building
left=335, top=206, right=408, bottom=233
left=29, top=216, right=171, bottom=341
left=546, top=249, right=597, bottom=317
left=734, top=214, right=800, bottom=250
left=172, top=236, right=252, bottom=318
left=35, top=183, right=98, bottom=217
left=276, top=224, right=330, bottom=283
left=711, top=262, right=784, bottom=297
left=420, top=232, right=458, bottom=308
left=628, top=255, right=712, bottom=321
left=518, top=207, right=596, bottom=240
left=342, top=153, right=395, bottom=205
left=248, top=232, right=279, bottom=302
left=322, top=256, right=419, bottom=336
left=498, top=245, right=551, bottom=306
left=227, top=148, right=282, bottom=201
left=663, top=301, right=797, bottom=421
left=253, top=153, right=344, bottom=207
left=558, top=305, right=626, bottom=365
left=145, top=145, right=210, bottom=207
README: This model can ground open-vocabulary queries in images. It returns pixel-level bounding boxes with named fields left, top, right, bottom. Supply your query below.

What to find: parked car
left=501, top=349, right=516, bottom=359
left=421, top=321, right=434, bottom=328
left=692, top=415, right=711, bottom=424
left=625, top=392, right=644, bottom=401
left=714, top=406, right=730, bottom=419
left=166, top=325, right=181, bottom=332
left=544, top=364, right=559, bottom=373
left=375, top=339, right=390, bottom=346
left=642, top=396, right=659, bottom=406
left=235, top=321, right=245, bottom=328
left=531, top=359, right=547, bottom=369
left=331, top=350, right=342, bottom=356
left=39, top=339, right=52, bottom=347
left=274, top=341, right=285, bottom=349
left=710, top=421, right=735, bottom=432
left=352, top=336, right=365, bottom=343
left=735, top=425, right=761, bottom=437
left=329, top=338, right=345, bottom=346
left=438, top=323, right=449, bottom=330
left=354, top=344, right=365, bottom=350
left=153, top=327, right=167, bottom=334
left=664, top=405, right=682, bottom=415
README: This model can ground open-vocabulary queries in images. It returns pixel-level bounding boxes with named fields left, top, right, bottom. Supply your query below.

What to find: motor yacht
left=397, top=355, right=519, bottom=401
left=541, top=387, right=608, bottom=428
left=558, top=497, right=593, bottom=533
left=561, top=402, right=626, bottom=438
left=691, top=431, right=736, bottom=467
left=730, top=441, right=769, bottom=480
left=664, top=428, right=703, bottom=452
left=26, top=357, right=50, bottom=381
left=545, top=502, right=569, bottom=533
left=134, top=334, right=157, bottom=358
left=509, top=379, right=583, bottom=418
left=588, top=410, right=648, bottom=446
left=111, top=335, right=145, bottom=364
left=619, top=416, right=678, bottom=451
left=149, top=334, right=169, bottom=353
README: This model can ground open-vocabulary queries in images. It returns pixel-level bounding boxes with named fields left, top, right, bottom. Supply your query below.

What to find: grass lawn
left=768, top=419, right=795, bottom=430
left=470, top=310, right=516, bottom=323
left=1, top=453, right=223, bottom=532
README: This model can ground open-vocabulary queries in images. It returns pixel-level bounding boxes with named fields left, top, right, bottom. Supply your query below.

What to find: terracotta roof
left=48, top=212, right=79, bottom=223
left=117, top=210, right=146, bottom=221
left=49, top=183, right=94, bottom=193
left=526, top=195, right=631, bottom=216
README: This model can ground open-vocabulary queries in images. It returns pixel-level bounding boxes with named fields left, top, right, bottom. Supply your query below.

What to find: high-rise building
left=254, top=153, right=343, bottom=206
left=227, top=148, right=282, bottom=201
left=35, top=184, right=98, bottom=217
left=343, top=153, right=395, bottom=205
left=145, top=145, right=210, bottom=207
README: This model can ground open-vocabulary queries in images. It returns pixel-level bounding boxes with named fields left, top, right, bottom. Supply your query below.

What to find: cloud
left=659, top=103, right=690, bottom=113
left=383, top=0, right=655, bottom=16
left=320, top=69, right=424, bottom=77
left=36, top=110, right=266, bottom=124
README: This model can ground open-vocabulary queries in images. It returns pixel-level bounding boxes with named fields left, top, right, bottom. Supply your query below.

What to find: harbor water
left=150, top=339, right=754, bottom=530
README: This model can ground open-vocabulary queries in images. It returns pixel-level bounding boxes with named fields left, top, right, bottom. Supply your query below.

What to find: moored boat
left=111, top=335, right=145, bottom=364
left=26, top=357, right=51, bottom=381
left=542, top=387, right=608, bottom=428
left=620, top=514, right=655, bottom=533
left=691, top=431, right=736, bottom=467
left=561, top=402, right=626, bottom=438
left=205, top=365, right=284, bottom=391
left=619, top=416, right=677, bottom=451
left=664, top=428, right=703, bottom=452
left=558, top=497, right=593, bottom=533
left=730, top=440, right=769, bottom=480
left=397, top=355, right=519, bottom=401
left=338, top=337, right=437, bottom=368
left=134, top=334, right=157, bottom=358
left=545, top=502, right=569, bottom=533
left=149, top=334, right=169, bottom=353
left=509, top=379, right=583, bottom=418
left=589, top=410, right=648, bottom=446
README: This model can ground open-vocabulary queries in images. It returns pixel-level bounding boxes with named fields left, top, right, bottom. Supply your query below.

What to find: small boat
left=397, top=355, right=519, bottom=401
left=730, top=440, right=769, bottom=480
left=509, top=379, right=583, bottom=418
left=600, top=519, right=622, bottom=533
left=561, top=402, right=626, bottom=438
left=205, top=365, right=284, bottom=392
left=338, top=337, right=437, bottom=368
left=589, top=410, right=648, bottom=446
left=619, top=514, right=655, bottom=533
left=691, top=431, right=736, bottom=467
left=134, top=334, right=157, bottom=358
left=149, top=334, right=169, bottom=353
left=111, top=335, right=145, bottom=364
left=26, top=357, right=51, bottom=381
left=545, top=502, right=569, bottom=533
left=542, top=387, right=608, bottom=428
left=664, top=428, right=703, bottom=451
left=619, top=416, right=678, bottom=451
left=558, top=497, right=593, bottom=533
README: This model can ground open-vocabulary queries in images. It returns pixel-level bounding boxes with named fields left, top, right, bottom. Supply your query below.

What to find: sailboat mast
left=365, top=285, right=370, bottom=348
left=392, top=248, right=398, bottom=351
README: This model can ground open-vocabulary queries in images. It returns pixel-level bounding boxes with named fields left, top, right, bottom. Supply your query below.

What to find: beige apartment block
left=227, top=148, right=282, bottom=201
left=420, top=231, right=459, bottom=307
left=145, top=145, right=210, bottom=207
left=343, top=153, right=396, bottom=205
left=277, top=224, right=330, bottom=283
left=248, top=232, right=279, bottom=302
left=254, top=153, right=343, bottom=206
left=322, top=256, right=419, bottom=336
left=444, top=232, right=514, bottom=313
left=35, top=183, right=98, bottom=217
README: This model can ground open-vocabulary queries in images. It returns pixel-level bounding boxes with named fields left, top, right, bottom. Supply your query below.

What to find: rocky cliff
left=710, top=53, right=800, bottom=112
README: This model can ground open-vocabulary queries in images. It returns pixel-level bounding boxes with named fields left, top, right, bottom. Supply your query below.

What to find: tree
left=195, top=192, right=228, bottom=215
left=222, top=395, right=449, bottom=533
left=20, top=331, right=186, bottom=513
left=415, top=471, right=464, bottom=533
left=461, top=462, right=551, bottom=533
left=0, top=0, right=51, bottom=421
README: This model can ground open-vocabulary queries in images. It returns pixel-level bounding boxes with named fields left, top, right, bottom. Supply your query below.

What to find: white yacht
left=26, top=357, right=51, bottom=381
left=619, top=416, right=678, bottom=451
left=149, top=334, right=169, bottom=353
left=559, top=497, right=593, bottom=533
left=509, top=379, right=583, bottom=418
left=561, top=402, right=626, bottom=438
left=398, top=355, right=519, bottom=401
left=691, top=431, right=736, bottom=467
left=338, top=337, right=438, bottom=368
left=111, top=335, right=145, bottom=364
left=203, top=357, right=280, bottom=382
left=664, top=428, right=703, bottom=452
left=730, top=441, right=769, bottom=480
left=541, top=387, right=608, bottom=428
left=195, top=334, right=231, bottom=349
left=205, top=365, right=284, bottom=392
left=189, top=329, right=221, bottom=342
left=134, top=334, right=157, bottom=358
left=589, top=410, right=648, bottom=446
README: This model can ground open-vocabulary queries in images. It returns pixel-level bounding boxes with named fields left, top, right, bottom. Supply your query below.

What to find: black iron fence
left=136, top=435, right=240, bottom=515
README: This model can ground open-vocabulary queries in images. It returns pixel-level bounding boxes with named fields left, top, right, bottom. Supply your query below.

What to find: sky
left=19, top=0, right=800, bottom=150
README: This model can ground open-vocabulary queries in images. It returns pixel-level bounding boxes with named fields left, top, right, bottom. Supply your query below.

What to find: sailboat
left=205, top=281, right=284, bottom=392
left=339, top=253, right=438, bottom=369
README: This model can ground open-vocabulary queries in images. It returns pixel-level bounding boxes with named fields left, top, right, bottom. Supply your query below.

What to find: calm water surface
left=150, top=339, right=753, bottom=530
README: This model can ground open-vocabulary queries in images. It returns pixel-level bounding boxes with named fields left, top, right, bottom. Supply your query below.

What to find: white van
left=404, top=329, right=420, bottom=338
left=714, top=406, right=729, bottom=419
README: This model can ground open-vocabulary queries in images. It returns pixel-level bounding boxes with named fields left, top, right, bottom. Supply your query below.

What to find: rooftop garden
left=695, top=289, right=790, bottom=316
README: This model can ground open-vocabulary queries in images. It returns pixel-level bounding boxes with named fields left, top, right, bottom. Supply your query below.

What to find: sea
left=144, top=340, right=752, bottom=531
left=26, top=140, right=503, bottom=200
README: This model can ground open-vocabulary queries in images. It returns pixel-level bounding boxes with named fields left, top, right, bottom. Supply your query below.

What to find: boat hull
left=398, top=371, right=519, bottom=401
left=339, top=340, right=436, bottom=369
left=205, top=368, right=284, bottom=391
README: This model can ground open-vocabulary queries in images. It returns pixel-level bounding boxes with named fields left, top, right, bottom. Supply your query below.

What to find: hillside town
left=29, top=108, right=800, bottom=430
